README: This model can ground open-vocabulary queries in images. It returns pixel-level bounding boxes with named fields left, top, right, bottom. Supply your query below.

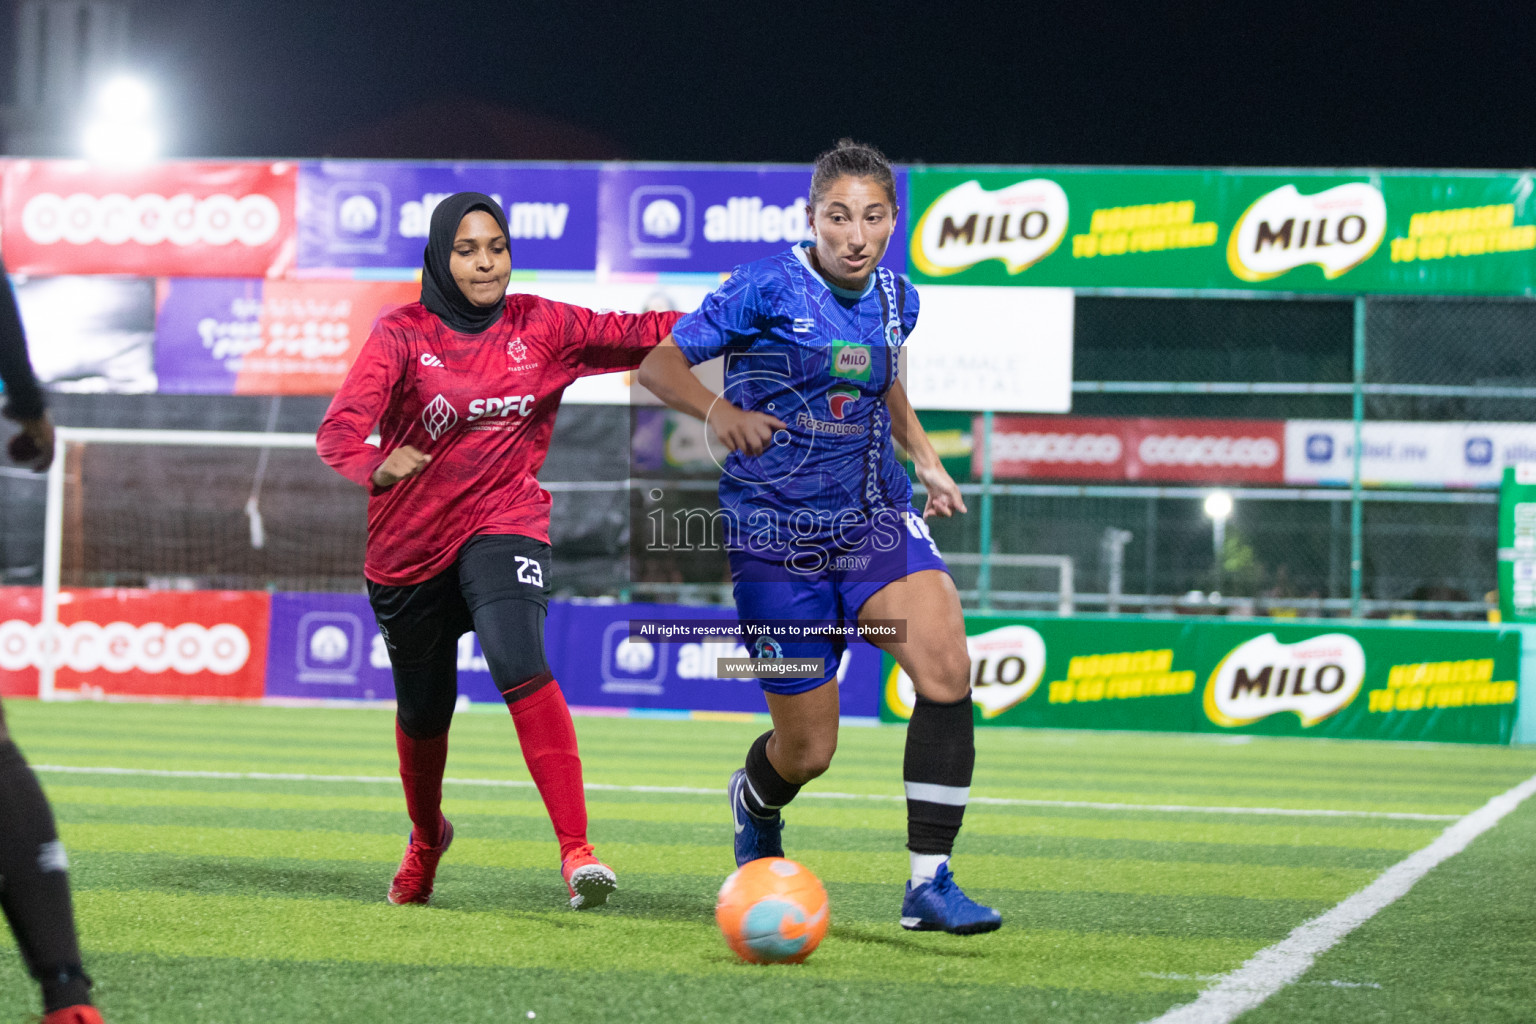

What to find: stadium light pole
left=1203, top=490, right=1233, bottom=597
left=81, top=75, right=160, bottom=165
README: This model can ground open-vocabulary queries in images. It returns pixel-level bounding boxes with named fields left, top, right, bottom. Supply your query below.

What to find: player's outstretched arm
left=0, top=262, right=54, bottom=471
left=886, top=378, right=966, bottom=518
left=637, top=337, right=785, bottom=456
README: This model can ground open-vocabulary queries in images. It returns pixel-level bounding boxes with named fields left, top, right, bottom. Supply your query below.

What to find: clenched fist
left=371, top=445, right=432, bottom=489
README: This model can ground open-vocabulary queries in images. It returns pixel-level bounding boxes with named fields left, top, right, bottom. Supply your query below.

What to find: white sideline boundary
left=1142, top=772, right=1536, bottom=1024
left=31, top=764, right=1459, bottom=820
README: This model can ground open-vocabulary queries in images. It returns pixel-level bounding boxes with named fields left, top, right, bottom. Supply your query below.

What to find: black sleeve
left=0, top=260, right=47, bottom=421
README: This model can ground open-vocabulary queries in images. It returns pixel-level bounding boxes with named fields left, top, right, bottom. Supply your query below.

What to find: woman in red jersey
left=318, top=192, right=679, bottom=909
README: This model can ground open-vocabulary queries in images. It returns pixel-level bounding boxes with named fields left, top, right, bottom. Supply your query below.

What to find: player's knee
left=913, top=642, right=973, bottom=703
left=396, top=704, right=452, bottom=740
left=776, top=733, right=837, bottom=782
left=483, top=645, right=551, bottom=703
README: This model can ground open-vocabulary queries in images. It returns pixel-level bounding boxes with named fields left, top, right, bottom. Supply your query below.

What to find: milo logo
left=831, top=341, right=871, bottom=381
left=1228, top=183, right=1386, bottom=282
left=1205, top=632, right=1366, bottom=727
left=886, top=624, right=1045, bottom=719
left=911, top=178, right=1070, bottom=277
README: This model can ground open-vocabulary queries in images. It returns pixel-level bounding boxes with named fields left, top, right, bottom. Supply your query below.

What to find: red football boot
left=387, top=817, right=454, bottom=905
left=561, top=843, right=616, bottom=909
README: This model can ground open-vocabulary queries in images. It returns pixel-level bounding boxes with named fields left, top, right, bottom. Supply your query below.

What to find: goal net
left=22, top=427, right=371, bottom=699
left=47, top=428, right=368, bottom=596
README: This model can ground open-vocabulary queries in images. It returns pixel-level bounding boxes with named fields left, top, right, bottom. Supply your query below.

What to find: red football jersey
left=318, top=295, right=679, bottom=586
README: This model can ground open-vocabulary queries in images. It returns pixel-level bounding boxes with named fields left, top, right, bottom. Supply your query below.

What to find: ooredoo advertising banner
left=296, top=161, right=599, bottom=271
left=596, top=165, right=909, bottom=276
left=980, top=416, right=1286, bottom=484
left=154, top=277, right=419, bottom=394
left=1, top=160, right=296, bottom=277
left=0, top=587, right=270, bottom=699
left=880, top=614, right=1521, bottom=744
left=907, top=168, right=1536, bottom=295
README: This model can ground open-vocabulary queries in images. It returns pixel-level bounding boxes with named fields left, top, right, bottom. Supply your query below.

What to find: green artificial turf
left=0, top=701, right=1532, bottom=1023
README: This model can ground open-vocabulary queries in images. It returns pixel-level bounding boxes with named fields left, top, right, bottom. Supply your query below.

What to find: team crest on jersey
left=828, top=388, right=858, bottom=420
left=830, top=341, right=871, bottom=382
left=506, top=336, right=540, bottom=372
left=753, top=636, right=783, bottom=659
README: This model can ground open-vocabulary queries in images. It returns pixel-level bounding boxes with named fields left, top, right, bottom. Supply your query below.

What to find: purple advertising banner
left=264, top=592, right=505, bottom=704
left=596, top=165, right=910, bottom=276
left=544, top=601, right=883, bottom=715
left=263, top=593, right=882, bottom=716
left=153, top=278, right=261, bottom=394
left=296, top=161, right=601, bottom=271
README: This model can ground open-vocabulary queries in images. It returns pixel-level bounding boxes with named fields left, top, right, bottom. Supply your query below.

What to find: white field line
left=1143, top=772, right=1536, bottom=1024
left=31, top=764, right=1459, bottom=821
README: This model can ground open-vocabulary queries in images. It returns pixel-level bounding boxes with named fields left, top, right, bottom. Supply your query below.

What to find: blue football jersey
left=672, top=243, right=919, bottom=547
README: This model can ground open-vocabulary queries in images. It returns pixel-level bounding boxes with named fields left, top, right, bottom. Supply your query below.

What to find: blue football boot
left=728, top=768, right=785, bottom=867
left=900, top=862, right=1002, bottom=934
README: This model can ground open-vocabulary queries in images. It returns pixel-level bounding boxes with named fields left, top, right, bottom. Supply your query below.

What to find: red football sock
left=395, top=722, right=448, bottom=847
left=507, top=679, right=589, bottom=859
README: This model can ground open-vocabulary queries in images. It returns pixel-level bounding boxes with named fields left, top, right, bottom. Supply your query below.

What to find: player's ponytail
left=809, top=138, right=898, bottom=211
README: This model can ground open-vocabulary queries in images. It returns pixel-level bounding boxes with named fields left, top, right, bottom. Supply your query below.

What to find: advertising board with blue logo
left=264, top=592, right=506, bottom=703
left=1283, top=420, right=1536, bottom=488
left=296, top=161, right=601, bottom=271
left=596, top=165, right=909, bottom=276
left=263, top=593, right=884, bottom=716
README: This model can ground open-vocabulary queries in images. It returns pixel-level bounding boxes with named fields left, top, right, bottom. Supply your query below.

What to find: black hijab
left=420, top=191, right=510, bottom=334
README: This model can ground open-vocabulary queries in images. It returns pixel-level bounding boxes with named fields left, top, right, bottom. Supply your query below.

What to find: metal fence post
left=978, top=408, right=994, bottom=612
left=1350, top=296, right=1366, bottom=618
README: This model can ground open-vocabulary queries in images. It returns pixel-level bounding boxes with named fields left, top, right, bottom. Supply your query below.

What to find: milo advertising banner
left=906, top=168, right=1536, bottom=295
left=881, top=615, right=1522, bottom=744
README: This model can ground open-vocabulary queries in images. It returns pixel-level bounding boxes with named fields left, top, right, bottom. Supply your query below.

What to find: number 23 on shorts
left=516, top=555, right=543, bottom=587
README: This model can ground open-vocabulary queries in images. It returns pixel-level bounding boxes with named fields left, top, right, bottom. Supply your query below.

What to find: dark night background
left=5, top=0, right=1534, bottom=167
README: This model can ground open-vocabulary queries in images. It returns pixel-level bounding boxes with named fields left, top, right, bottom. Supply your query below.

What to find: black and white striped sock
left=903, top=694, right=975, bottom=883
left=741, top=730, right=800, bottom=819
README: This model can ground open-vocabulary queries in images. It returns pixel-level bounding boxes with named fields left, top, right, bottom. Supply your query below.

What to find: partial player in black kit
left=0, top=258, right=106, bottom=1024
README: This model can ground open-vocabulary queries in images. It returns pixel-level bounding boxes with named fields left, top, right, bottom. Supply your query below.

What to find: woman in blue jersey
left=637, top=139, right=1000, bottom=935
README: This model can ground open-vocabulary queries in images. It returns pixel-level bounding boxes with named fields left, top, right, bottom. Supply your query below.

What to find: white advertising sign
left=1285, top=420, right=1536, bottom=488
left=904, top=285, right=1074, bottom=412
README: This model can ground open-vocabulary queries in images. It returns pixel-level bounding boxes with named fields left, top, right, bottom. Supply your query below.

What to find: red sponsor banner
left=0, top=587, right=270, bottom=699
left=236, top=279, right=417, bottom=393
left=1, top=160, right=296, bottom=277
left=975, top=416, right=1129, bottom=481
left=978, top=417, right=1286, bottom=484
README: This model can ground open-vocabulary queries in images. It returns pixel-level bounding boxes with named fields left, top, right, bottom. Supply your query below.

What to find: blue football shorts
left=728, top=509, right=950, bottom=695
